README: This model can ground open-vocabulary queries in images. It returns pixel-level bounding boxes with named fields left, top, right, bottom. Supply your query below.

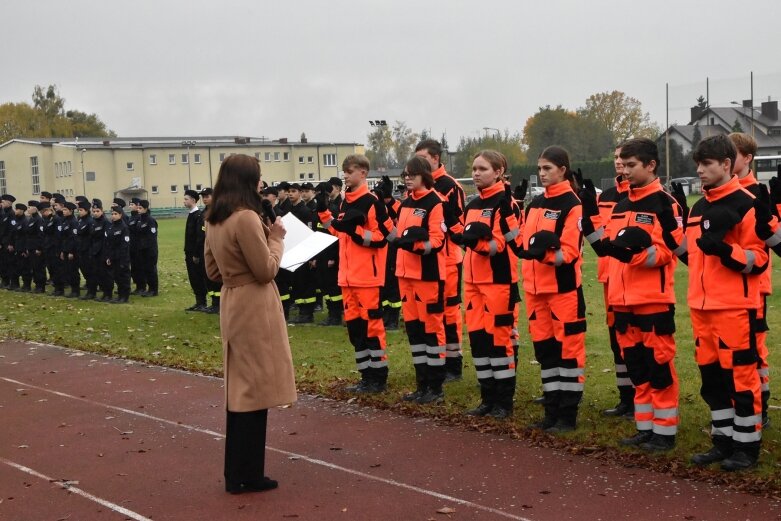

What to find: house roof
left=0, top=136, right=362, bottom=150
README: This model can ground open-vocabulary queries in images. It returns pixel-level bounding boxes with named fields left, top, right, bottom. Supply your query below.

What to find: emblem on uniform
left=577, top=217, right=582, bottom=231
left=543, top=210, right=561, bottom=220
left=413, top=208, right=427, bottom=218
left=481, top=209, right=493, bottom=218
left=124, top=236, right=130, bottom=242
left=703, top=219, right=710, bottom=230
left=618, top=229, right=626, bottom=237
left=530, top=236, right=536, bottom=245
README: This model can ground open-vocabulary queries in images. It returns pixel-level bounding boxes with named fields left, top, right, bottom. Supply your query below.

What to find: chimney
left=761, top=100, right=778, bottom=121
left=279, top=137, right=288, bottom=144
left=690, top=106, right=705, bottom=123
left=234, top=137, right=249, bottom=145
left=742, top=99, right=753, bottom=108
left=102, top=140, right=110, bottom=146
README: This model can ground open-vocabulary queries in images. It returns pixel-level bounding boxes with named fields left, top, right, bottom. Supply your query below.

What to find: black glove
left=372, top=175, right=393, bottom=199
left=395, top=226, right=429, bottom=251
left=572, top=168, right=585, bottom=191
left=610, top=226, right=652, bottom=253
left=578, top=178, right=599, bottom=219
left=770, top=172, right=781, bottom=206
left=513, top=180, right=528, bottom=202
left=754, top=195, right=774, bottom=241
left=499, top=184, right=513, bottom=217
left=525, top=230, right=561, bottom=260
left=701, top=207, right=741, bottom=242
left=315, top=191, right=328, bottom=212
left=696, top=234, right=732, bottom=258
left=670, top=182, right=689, bottom=228
left=461, top=221, right=492, bottom=249
left=331, top=209, right=365, bottom=233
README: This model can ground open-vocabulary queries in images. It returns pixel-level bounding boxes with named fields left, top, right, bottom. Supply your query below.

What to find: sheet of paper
left=280, top=213, right=338, bottom=271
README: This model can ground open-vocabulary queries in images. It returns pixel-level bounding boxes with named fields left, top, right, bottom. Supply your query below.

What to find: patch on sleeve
left=481, top=209, right=493, bottom=219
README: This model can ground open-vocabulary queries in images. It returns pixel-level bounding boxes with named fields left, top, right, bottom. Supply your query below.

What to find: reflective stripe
left=616, top=377, right=633, bottom=386
left=428, top=358, right=446, bottom=366
left=490, top=356, right=515, bottom=366
left=636, top=420, right=653, bottom=430
left=362, top=231, right=372, bottom=246
left=540, top=368, right=559, bottom=378
left=445, top=343, right=462, bottom=353
left=673, top=237, right=688, bottom=256
left=426, top=345, right=446, bottom=355
left=369, top=349, right=386, bottom=358
left=654, top=407, right=678, bottom=419
left=504, top=229, right=518, bottom=241
left=476, top=369, right=493, bottom=379
left=553, top=249, right=564, bottom=266
left=635, top=403, right=653, bottom=413
left=330, top=295, right=343, bottom=302
left=559, top=367, right=584, bottom=378
left=758, top=368, right=769, bottom=377
left=615, top=364, right=628, bottom=373
left=280, top=294, right=290, bottom=301
left=742, top=250, right=756, bottom=273
left=559, top=382, right=584, bottom=392
left=410, top=344, right=427, bottom=354
left=472, top=356, right=490, bottom=366
left=765, top=233, right=781, bottom=247
left=643, top=246, right=657, bottom=267
left=386, top=301, right=402, bottom=308
left=542, top=381, right=560, bottom=392
left=733, top=430, right=762, bottom=443
left=734, top=414, right=762, bottom=427
left=488, top=240, right=497, bottom=257
left=356, top=360, right=370, bottom=370
left=422, top=241, right=432, bottom=255
left=295, top=297, right=317, bottom=304
left=653, top=424, right=678, bottom=435
left=370, top=359, right=388, bottom=368
left=412, top=356, right=428, bottom=364
left=354, top=349, right=370, bottom=360
left=711, top=408, right=735, bottom=421
left=387, top=228, right=397, bottom=242
left=712, top=425, right=733, bottom=437
left=586, top=227, right=604, bottom=244
left=762, top=383, right=771, bottom=392
left=322, top=218, right=333, bottom=229
left=493, top=368, right=516, bottom=379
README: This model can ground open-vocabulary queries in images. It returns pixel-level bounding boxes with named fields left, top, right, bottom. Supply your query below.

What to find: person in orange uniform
left=521, top=146, right=586, bottom=433
left=594, top=145, right=635, bottom=418
left=580, top=138, right=684, bottom=451
left=730, top=132, right=772, bottom=429
left=317, top=154, right=396, bottom=394
left=415, top=140, right=466, bottom=382
left=459, top=150, right=520, bottom=419
left=393, top=157, right=448, bottom=404
left=684, top=135, right=767, bottom=471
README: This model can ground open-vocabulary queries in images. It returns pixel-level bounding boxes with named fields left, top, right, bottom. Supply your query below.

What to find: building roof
left=669, top=125, right=726, bottom=142
left=0, top=136, right=362, bottom=150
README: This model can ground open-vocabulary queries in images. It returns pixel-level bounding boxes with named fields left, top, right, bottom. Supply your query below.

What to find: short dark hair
left=693, top=134, right=736, bottom=168
left=619, top=138, right=659, bottom=174
left=404, top=156, right=434, bottom=189
left=414, top=139, right=442, bottom=161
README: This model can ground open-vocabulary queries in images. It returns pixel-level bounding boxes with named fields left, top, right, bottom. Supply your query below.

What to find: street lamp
left=482, top=127, right=500, bottom=138
left=368, top=120, right=388, bottom=172
left=80, top=148, right=87, bottom=198
left=182, top=140, right=196, bottom=190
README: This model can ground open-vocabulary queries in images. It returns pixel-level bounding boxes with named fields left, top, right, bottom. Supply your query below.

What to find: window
left=184, top=184, right=190, bottom=191
left=255, top=152, right=261, bottom=160
left=67, top=161, right=72, bottom=176
left=323, top=153, right=336, bottom=167
left=219, top=153, right=225, bottom=161
left=264, top=152, right=271, bottom=162
left=169, top=154, right=176, bottom=165
left=126, top=162, right=134, bottom=171
left=298, top=156, right=305, bottom=164
left=86, top=171, right=96, bottom=182
left=30, top=156, right=40, bottom=194
left=283, top=152, right=289, bottom=161
left=194, top=153, right=201, bottom=164
left=151, top=185, right=159, bottom=194
left=196, top=184, right=202, bottom=191
left=307, top=156, right=313, bottom=164
left=308, top=172, right=315, bottom=179
left=55, top=162, right=60, bottom=178
left=0, top=160, right=6, bottom=194
left=182, top=153, right=189, bottom=164
left=171, top=185, right=178, bottom=193
left=149, top=154, right=157, bottom=165
left=299, top=173, right=305, bottom=180
left=274, top=152, right=280, bottom=161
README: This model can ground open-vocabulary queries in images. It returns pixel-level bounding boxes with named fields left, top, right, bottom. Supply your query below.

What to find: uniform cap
left=40, top=191, right=53, bottom=199
left=75, top=195, right=89, bottom=203
left=27, top=200, right=38, bottom=207
left=199, top=187, right=213, bottom=197
left=64, top=202, right=77, bottom=211
left=1, top=194, right=16, bottom=202
left=263, top=187, right=278, bottom=196
left=139, top=200, right=150, bottom=209
left=130, top=197, right=142, bottom=205
left=328, top=176, right=343, bottom=188
left=288, top=183, right=301, bottom=191
left=277, top=181, right=291, bottom=190
left=300, top=182, right=315, bottom=190
left=52, top=193, right=66, bottom=203
left=77, top=201, right=91, bottom=211
left=91, top=198, right=103, bottom=209
left=15, top=203, right=27, bottom=211
left=112, top=197, right=126, bottom=208
left=38, top=202, right=51, bottom=210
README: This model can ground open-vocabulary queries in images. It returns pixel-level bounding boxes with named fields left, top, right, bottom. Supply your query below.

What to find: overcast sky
left=3, top=0, right=780, bottom=146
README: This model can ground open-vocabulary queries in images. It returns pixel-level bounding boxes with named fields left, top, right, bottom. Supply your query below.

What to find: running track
left=1, top=340, right=778, bottom=520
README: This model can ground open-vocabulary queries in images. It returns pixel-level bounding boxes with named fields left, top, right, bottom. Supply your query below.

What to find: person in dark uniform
left=373, top=176, right=402, bottom=330
left=24, top=201, right=46, bottom=293
left=0, top=194, right=16, bottom=288
left=8, top=203, right=28, bottom=290
left=89, top=199, right=112, bottom=301
left=40, top=202, right=64, bottom=295
left=127, top=198, right=143, bottom=293
left=111, top=198, right=129, bottom=223
left=39, top=191, right=52, bottom=205
left=315, top=180, right=343, bottom=326
left=59, top=202, right=80, bottom=298
left=75, top=200, right=94, bottom=298
left=105, top=206, right=131, bottom=303
left=184, top=189, right=207, bottom=311
left=269, top=183, right=292, bottom=320
left=200, top=187, right=220, bottom=313
left=288, top=183, right=318, bottom=324
left=276, top=182, right=292, bottom=216
left=136, top=200, right=159, bottom=297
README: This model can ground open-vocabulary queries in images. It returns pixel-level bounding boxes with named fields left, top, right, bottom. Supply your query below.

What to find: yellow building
left=0, top=136, right=363, bottom=207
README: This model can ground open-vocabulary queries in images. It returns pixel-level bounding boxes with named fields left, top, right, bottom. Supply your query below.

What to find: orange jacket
left=395, top=188, right=446, bottom=281
left=432, top=165, right=465, bottom=266
left=319, top=183, right=395, bottom=287
left=521, top=180, right=583, bottom=295
left=738, top=171, right=773, bottom=296
left=686, top=175, right=768, bottom=310
left=462, top=181, right=519, bottom=285
left=594, top=176, right=629, bottom=283
left=600, top=179, right=684, bottom=306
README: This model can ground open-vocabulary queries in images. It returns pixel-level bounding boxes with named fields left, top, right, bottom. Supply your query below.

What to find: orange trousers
left=756, top=295, right=770, bottom=420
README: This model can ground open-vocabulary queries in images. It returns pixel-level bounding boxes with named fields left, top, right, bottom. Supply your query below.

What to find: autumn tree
left=391, top=121, right=419, bottom=168
left=454, top=130, right=526, bottom=177
left=366, top=123, right=393, bottom=170
left=577, top=90, right=660, bottom=144
left=522, top=105, right=614, bottom=162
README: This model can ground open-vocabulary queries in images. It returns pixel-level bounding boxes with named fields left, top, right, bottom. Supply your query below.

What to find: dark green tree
left=522, top=105, right=614, bottom=162
left=731, top=118, right=744, bottom=132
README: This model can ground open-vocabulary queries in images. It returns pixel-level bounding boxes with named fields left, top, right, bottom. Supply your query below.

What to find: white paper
left=280, top=213, right=338, bottom=271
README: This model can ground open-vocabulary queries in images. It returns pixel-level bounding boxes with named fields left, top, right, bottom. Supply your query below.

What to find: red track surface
left=1, top=340, right=779, bottom=521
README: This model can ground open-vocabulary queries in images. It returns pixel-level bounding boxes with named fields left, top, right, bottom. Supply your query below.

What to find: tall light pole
left=182, top=140, right=196, bottom=189
left=482, top=127, right=500, bottom=138
left=80, top=148, right=87, bottom=197
left=368, top=120, right=388, bottom=171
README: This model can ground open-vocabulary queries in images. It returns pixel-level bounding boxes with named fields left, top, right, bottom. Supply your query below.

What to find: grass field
left=2, top=214, right=780, bottom=491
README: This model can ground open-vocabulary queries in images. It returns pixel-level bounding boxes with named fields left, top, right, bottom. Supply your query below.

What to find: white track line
left=0, top=376, right=531, bottom=521
left=0, top=457, right=153, bottom=521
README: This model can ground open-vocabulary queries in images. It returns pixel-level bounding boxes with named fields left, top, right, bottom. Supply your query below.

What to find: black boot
left=488, top=377, right=515, bottom=419
left=466, top=379, right=495, bottom=416
left=383, top=307, right=399, bottom=331
left=418, top=363, right=446, bottom=404
left=402, top=365, right=428, bottom=402
left=319, top=303, right=342, bottom=326
left=444, top=355, right=463, bottom=383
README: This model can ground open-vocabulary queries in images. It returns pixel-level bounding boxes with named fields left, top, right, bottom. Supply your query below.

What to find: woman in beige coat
left=204, top=154, right=297, bottom=494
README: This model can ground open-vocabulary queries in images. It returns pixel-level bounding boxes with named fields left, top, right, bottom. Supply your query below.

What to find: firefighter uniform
left=461, top=181, right=520, bottom=419
left=381, top=195, right=402, bottom=329
left=272, top=195, right=292, bottom=320
left=319, top=183, right=395, bottom=393
left=686, top=175, right=767, bottom=469
left=289, top=193, right=318, bottom=323
left=135, top=201, right=159, bottom=296
left=59, top=203, right=80, bottom=297
left=521, top=180, right=585, bottom=431
left=395, top=187, right=447, bottom=404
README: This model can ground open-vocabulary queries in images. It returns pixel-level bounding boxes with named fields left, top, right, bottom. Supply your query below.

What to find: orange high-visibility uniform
left=463, top=181, right=520, bottom=411
left=594, top=176, right=633, bottom=404
left=593, top=179, right=684, bottom=439
left=738, top=172, right=772, bottom=421
left=521, top=180, right=585, bottom=426
left=395, top=188, right=447, bottom=391
left=687, top=175, right=767, bottom=458
left=432, top=165, right=466, bottom=374
left=320, top=183, right=396, bottom=385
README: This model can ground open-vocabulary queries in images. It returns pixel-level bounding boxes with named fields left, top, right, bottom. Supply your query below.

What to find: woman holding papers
left=204, top=154, right=297, bottom=494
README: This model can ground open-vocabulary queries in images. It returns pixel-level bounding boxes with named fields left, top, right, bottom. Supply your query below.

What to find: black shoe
left=66, top=292, right=79, bottom=298
left=132, top=288, right=145, bottom=295
left=465, top=402, right=493, bottom=417
left=530, top=416, right=557, bottom=430
left=110, top=296, right=129, bottom=304
left=185, top=303, right=206, bottom=312
left=417, top=389, right=444, bottom=405
left=640, top=434, right=675, bottom=452
left=546, top=419, right=576, bottom=434
left=203, top=305, right=220, bottom=314
left=226, top=477, right=279, bottom=494
left=140, top=290, right=158, bottom=297
left=443, top=372, right=462, bottom=383
left=691, top=446, right=730, bottom=466
left=720, top=451, right=757, bottom=472
left=318, top=315, right=342, bottom=326
left=52, top=290, right=65, bottom=297
left=346, top=381, right=385, bottom=394
left=602, top=401, right=634, bottom=417
left=532, top=396, right=546, bottom=405
left=33, top=287, right=45, bottom=294
left=620, top=431, right=653, bottom=447
left=79, top=293, right=96, bottom=300
left=402, top=389, right=426, bottom=402
left=292, top=314, right=314, bottom=324
left=488, top=405, right=512, bottom=419
left=96, top=295, right=112, bottom=302
left=18, top=286, right=31, bottom=293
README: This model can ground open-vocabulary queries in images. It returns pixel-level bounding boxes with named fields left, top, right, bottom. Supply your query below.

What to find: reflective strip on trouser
left=465, top=281, right=517, bottom=388
left=399, top=278, right=446, bottom=368
left=614, top=303, right=679, bottom=437
left=603, top=283, right=635, bottom=400
left=443, top=263, right=463, bottom=354
left=692, top=308, right=762, bottom=455
left=526, top=288, right=586, bottom=423
left=755, top=296, right=771, bottom=415
left=342, top=286, right=387, bottom=371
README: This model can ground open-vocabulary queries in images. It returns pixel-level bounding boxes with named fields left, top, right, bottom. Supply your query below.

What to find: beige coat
left=204, top=209, right=297, bottom=412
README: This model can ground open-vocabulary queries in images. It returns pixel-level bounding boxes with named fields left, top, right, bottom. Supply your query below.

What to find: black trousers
left=225, top=409, right=268, bottom=486
left=185, top=255, right=207, bottom=304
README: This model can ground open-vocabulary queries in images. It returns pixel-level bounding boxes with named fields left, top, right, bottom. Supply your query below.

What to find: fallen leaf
left=437, top=507, right=456, bottom=514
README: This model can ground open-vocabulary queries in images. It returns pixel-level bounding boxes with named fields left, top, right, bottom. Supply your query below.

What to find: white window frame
left=30, top=156, right=40, bottom=194
left=254, top=152, right=261, bottom=160
left=149, top=154, right=157, bottom=165
left=126, top=162, right=134, bottom=171
left=274, top=152, right=280, bottom=162
left=182, top=153, right=189, bottom=164
left=194, top=153, right=201, bottom=164
left=299, top=173, right=305, bottom=180
left=308, top=172, right=315, bottom=179
left=298, top=156, right=305, bottom=164
left=0, top=160, right=6, bottom=194
left=307, top=156, right=314, bottom=164
left=170, top=184, right=178, bottom=193
left=184, top=184, right=190, bottom=191
left=151, top=185, right=159, bottom=194
left=323, top=153, right=336, bottom=167
left=196, top=183, right=203, bottom=191
left=264, top=152, right=272, bottom=162
left=68, top=161, right=72, bottom=176
left=169, top=154, right=176, bottom=165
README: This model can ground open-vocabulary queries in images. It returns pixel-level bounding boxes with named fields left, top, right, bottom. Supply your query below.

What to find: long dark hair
left=206, top=154, right=264, bottom=224
left=404, top=156, right=434, bottom=188
left=539, top=146, right=575, bottom=189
